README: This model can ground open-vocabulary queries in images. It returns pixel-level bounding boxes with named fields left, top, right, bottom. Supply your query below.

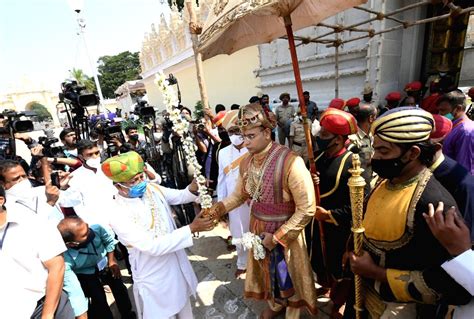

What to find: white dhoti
left=217, top=145, right=251, bottom=271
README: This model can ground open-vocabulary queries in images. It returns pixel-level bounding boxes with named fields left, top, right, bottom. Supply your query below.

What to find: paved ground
left=108, top=223, right=332, bottom=318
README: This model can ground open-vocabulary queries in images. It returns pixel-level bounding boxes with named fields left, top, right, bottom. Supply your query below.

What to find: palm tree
left=69, top=68, right=96, bottom=93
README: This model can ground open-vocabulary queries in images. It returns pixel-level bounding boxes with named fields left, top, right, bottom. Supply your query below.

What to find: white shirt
left=107, top=184, right=198, bottom=319
left=68, top=165, right=118, bottom=229
left=6, top=184, right=64, bottom=224
left=442, top=249, right=474, bottom=319
left=0, top=208, right=66, bottom=319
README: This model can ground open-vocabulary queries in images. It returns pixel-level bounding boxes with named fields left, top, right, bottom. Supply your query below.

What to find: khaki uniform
left=289, top=119, right=311, bottom=163
left=348, top=128, right=374, bottom=184
left=275, top=104, right=295, bottom=145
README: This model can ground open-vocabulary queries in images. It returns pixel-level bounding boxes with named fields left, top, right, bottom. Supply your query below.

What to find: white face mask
left=86, top=157, right=101, bottom=169
left=229, top=135, right=244, bottom=146
left=6, top=179, right=33, bottom=200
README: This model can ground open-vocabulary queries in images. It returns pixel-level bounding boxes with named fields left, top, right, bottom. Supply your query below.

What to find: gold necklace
left=247, top=147, right=279, bottom=202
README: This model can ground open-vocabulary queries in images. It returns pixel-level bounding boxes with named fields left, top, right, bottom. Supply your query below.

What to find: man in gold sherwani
left=206, top=103, right=318, bottom=318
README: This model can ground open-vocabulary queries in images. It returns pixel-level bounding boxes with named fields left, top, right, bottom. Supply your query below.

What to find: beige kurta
left=216, top=143, right=318, bottom=314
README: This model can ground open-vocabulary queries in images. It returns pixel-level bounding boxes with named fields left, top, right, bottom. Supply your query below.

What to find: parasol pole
left=348, top=153, right=366, bottom=319
left=185, top=1, right=210, bottom=112
left=284, top=14, right=331, bottom=287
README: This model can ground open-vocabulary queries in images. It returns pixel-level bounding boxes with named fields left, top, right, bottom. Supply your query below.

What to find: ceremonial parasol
left=198, top=0, right=366, bottom=289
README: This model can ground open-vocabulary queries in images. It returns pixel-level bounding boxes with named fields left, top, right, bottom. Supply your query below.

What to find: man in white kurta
left=217, top=110, right=251, bottom=277
left=68, top=140, right=118, bottom=230
left=101, top=151, right=214, bottom=319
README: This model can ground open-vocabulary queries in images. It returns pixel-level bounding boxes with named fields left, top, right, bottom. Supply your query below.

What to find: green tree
left=29, top=103, right=52, bottom=122
left=194, top=100, right=204, bottom=120
left=69, top=68, right=96, bottom=93
left=97, top=51, right=141, bottom=98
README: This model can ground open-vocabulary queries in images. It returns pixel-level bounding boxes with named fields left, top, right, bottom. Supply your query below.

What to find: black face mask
left=71, top=229, right=96, bottom=250
left=129, top=134, right=139, bottom=141
left=371, top=154, right=409, bottom=180
left=316, top=136, right=336, bottom=152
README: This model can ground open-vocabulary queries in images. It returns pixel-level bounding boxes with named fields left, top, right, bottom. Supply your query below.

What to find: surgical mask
left=439, top=72, right=447, bottom=77
left=123, top=180, right=148, bottom=198
left=229, top=134, right=244, bottom=146
left=71, top=229, right=96, bottom=250
left=316, top=136, right=335, bottom=151
left=6, top=179, right=33, bottom=199
left=64, top=149, right=78, bottom=157
left=86, top=157, right=101, bottom=169
left=371, top=155, right=409, bottom=180
left=129, top=134, right=139, bottom=141
left=444, top=113, right=454, bottom=121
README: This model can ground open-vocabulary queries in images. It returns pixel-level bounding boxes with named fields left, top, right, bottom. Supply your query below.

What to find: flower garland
left=232, top=232, right=266, bottom=260
left=155, top=72, right=213, bottom=209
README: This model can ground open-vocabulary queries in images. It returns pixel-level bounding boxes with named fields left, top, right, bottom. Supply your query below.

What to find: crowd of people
left=0, top=79, right=473, bottom=319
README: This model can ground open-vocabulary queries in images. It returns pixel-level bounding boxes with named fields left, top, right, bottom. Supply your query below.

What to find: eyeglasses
left=242, top=127, right=265, bottom=142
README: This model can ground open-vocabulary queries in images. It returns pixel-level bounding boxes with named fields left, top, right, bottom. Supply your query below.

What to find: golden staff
left=347, top=153, right=366, bottom=319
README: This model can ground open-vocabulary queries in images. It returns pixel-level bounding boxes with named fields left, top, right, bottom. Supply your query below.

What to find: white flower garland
left=232, top=232, right=266, bottom=260
left=155, top=72, right=213, bottom=209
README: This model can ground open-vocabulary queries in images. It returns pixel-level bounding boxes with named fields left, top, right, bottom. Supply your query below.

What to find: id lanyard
left=0, top=223, right=10, bottom=250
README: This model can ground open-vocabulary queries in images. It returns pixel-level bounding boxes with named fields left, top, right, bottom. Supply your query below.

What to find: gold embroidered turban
left=237, top=103, right=276, bottom=130
left=371, top=107, right=434, bottom=144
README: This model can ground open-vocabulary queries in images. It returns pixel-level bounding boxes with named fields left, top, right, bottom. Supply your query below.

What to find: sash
left=223, top=153, right=247, bottom=175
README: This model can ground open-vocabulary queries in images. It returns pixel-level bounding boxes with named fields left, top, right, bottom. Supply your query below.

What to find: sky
left=0, top=0, right=170, bottom=94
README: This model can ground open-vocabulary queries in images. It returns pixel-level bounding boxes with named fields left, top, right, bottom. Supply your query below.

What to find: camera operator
left=60, top=128, right=78, bottom=158
left=194, top=111, right=227, bottom=193
left=112, top=125, right=147, bottom=153
left=0, top=159, right=72, bottom=223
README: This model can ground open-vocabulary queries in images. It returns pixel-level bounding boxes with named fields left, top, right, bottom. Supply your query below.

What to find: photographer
left=112, top=125, right=147, bottom=154
left=0, top=159, right=72, bottom=223
left=60, top=128, right=78, bottom=158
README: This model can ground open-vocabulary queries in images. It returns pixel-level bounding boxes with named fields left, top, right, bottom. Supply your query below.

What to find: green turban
left=101, top=151, right=144, bottom=183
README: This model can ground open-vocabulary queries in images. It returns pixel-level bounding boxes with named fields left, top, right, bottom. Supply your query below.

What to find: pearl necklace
left=130, top=187, right=169, bottom=238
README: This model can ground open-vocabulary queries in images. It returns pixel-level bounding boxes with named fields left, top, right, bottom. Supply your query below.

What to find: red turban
left=346, top=97, right=361, bottom=109
left=328, top=98, right=346, bottom=110
left=212, top=111, right=227, bottom=127
left=320, top=108, right=358, bottom=136
left=430, top=114, right=453, bottom=143
left=385, top=91, right=402, bottom=102
left=405, top=81, right=422, bottom=92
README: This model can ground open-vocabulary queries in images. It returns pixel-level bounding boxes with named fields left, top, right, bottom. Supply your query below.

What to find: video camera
left=38, top=136, right=64, bottom=158
left=59, top=80, right=99, bottom=113
left=0, top=110, right=35, bottom=159
left=0, top=110, right=35, bottom=134
left=92, top=119, right=124, bottom=157
left=134, top=99, right=156, bottom=119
